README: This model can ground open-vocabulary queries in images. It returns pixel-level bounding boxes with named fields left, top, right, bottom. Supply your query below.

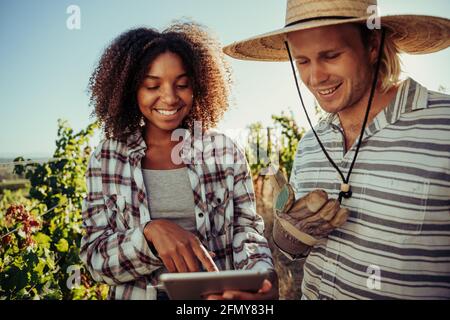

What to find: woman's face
left=137, top=51, right=194, bottom=133
left=287, top=24, right=375, bottom=114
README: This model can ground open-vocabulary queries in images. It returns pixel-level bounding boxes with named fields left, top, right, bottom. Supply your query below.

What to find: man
left=224, top=0, right=450, bottom=299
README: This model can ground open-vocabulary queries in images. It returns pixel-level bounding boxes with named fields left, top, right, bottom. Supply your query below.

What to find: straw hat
left=223, top=0, right=450, bottom=61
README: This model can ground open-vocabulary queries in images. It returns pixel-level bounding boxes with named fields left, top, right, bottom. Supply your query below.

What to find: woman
left=80, top=21, right=277, bottom=300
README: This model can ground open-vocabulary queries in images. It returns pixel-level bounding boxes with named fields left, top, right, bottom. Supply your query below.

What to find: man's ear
left=368, top=31, right=381, bottom=65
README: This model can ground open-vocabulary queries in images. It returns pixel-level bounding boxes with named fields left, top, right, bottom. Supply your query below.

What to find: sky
left=0, top=0, right=449, bottom=158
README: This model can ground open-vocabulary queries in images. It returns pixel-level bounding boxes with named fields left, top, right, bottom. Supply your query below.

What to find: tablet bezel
left=159, top=269, right=270, bottom=300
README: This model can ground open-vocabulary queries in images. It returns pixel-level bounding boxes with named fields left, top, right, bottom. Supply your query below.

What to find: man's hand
left=268, top=166, right=349, bottom=250
left=278, top=188, right=349, bottom=240
left=144, top=220, right=219, bottom=273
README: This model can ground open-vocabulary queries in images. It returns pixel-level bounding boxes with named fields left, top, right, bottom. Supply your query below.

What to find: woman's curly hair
left=88, top=21, right=232, bottom=141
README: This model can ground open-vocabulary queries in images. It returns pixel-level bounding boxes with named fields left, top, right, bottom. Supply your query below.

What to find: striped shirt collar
left=320, top=78, right=428, bottom=138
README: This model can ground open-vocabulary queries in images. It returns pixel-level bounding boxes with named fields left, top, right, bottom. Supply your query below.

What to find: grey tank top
left=142, top=167, right=196, bottom=232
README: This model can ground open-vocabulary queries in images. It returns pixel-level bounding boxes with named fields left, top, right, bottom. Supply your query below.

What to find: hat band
left=285, top=15, right=356, bottom=28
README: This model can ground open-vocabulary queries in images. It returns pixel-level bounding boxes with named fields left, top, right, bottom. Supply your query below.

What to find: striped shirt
left=290, top=78, right=450, bottom=299
left=80, top=129, right=274, bottom=300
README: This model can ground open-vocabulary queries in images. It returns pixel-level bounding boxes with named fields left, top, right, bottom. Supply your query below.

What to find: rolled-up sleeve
left=231, top=145, right=274, bottom=272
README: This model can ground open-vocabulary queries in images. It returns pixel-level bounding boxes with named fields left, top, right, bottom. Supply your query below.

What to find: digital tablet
left=159, top=269, right=270, bottom=300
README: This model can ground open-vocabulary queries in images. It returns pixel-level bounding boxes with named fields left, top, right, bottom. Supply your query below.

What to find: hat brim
left=223, top=15, right=450, bottom=61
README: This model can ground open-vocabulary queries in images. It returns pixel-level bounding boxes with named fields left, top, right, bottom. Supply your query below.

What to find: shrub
left=0, top=120, right=108, bottom=300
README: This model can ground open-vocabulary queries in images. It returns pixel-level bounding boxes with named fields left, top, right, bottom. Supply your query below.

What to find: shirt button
left=198, top=212, right=204, bottom=218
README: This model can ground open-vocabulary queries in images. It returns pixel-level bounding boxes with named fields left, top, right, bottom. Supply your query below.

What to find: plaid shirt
left=80, top=129, right=274, bottom=300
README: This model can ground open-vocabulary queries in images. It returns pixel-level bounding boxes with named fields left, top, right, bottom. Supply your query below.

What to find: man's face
left=287, top=24, right=375, bottom=114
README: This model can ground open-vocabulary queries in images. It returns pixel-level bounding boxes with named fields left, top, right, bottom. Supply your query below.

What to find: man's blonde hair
left=378, top=31, right=402, bottom=92
left=359, top=25, right=402, bottom=93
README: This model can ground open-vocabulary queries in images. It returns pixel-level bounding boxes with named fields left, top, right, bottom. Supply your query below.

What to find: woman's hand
left=206, top=270, right=279, bottom=300
left=144, top=219, right=219, bottom=273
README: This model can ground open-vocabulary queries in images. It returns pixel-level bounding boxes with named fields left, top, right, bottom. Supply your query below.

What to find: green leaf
left=33, top=258, right=46, bottom=274
left=34, top=233, right=51, bottom=249
left=55, top=239, right=69, bottom=253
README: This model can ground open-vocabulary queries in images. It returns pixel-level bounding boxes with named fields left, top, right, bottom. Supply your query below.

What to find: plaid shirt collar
left=125, top=128, right=200, bottom=166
